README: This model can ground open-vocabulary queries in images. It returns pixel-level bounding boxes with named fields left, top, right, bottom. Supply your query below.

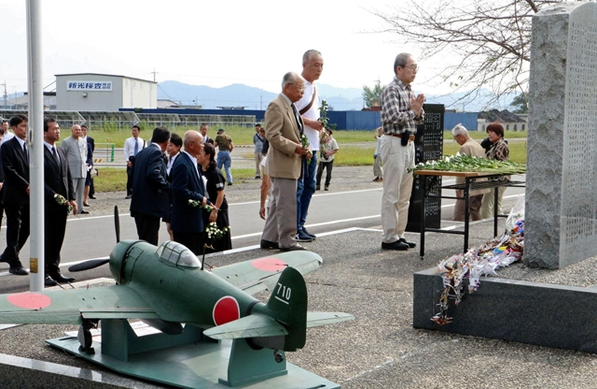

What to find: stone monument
left=526, top=1, right=597, bottom=269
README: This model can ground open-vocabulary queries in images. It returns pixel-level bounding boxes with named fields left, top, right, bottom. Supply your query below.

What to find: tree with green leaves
left=362, top=81, right=383, bottom=109
left=510, top=93, right=528, bottom=113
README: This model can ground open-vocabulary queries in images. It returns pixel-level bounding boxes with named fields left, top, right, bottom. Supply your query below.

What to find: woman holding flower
left=198, top=143, right=232, bottom=252
left=480, top=122, right=510, bottom=219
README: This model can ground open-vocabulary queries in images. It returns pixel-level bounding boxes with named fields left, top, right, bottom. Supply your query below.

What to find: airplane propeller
left=68, top=206, right=120, bottom=273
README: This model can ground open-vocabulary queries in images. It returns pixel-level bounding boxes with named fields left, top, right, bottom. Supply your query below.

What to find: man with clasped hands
left=380, top=53, right=425, bottom=251
left=260, top=72, right=311, bottom=252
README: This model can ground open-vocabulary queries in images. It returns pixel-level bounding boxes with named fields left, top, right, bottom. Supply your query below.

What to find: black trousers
left=133, top=213, right=161, bottom=246
left=1, top=202, right=30, bottom=267
left=126, top=165, right=133, bottom=196
left=45, top=206, right=68, bottom=276
left=316, top=160, right=334, bottom=187
left=173, top=231, right=205, bottom=256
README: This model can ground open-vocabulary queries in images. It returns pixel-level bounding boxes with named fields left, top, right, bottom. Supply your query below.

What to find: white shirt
left=124, top=136, right=145, bottom=160
left=166, top=152, right=179, bottom=176
left=295, top=79, right=320, bottom=151
left=1, top=131, right=15, bottom=145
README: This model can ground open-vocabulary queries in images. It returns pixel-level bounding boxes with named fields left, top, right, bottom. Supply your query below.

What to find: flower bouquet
left=54, top=193, right=73, bottom=213
left=201, top=222, right=231, bottom=270
left=188, top=198, right=214, bottom=213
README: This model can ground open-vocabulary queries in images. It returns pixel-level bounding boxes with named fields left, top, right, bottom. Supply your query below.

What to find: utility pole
left=2, top=81, right=6, bottom=108
left=150, top=68, right=158, bottom=82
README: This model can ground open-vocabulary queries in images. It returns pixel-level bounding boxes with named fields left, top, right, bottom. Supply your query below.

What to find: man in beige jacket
left=452, top=124, right=487, bottom=221
left=260, top=72, right=311, bottom=251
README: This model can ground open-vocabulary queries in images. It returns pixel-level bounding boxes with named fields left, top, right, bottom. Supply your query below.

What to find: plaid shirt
left=380, top=77, right=424, bottom=135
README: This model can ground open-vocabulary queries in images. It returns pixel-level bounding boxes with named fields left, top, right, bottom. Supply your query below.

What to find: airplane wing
left=209, top=251, right=322, bottom=295
left=203, top=314, right=288, bottom=340
left=202, top=312, right=355, bottom=340
left=0, top=285, right=159, bottom=325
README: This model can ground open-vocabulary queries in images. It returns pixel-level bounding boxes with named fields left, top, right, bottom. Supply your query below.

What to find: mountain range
left=157, top=80, right=517, bottom=112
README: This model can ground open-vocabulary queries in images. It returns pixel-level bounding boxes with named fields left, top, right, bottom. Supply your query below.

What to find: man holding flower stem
left=43, top=117, right=77, bottom=286
left=261, top=72, right=310, bottom=251
left=295, top=49, right=324, bottom=243
left=380, top=52, right=425, bottom=251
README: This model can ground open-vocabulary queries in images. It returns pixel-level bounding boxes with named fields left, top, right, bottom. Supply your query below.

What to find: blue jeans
left=296, top=153, right=317, bottom=231
left=216, top=150, right=232, bottom=184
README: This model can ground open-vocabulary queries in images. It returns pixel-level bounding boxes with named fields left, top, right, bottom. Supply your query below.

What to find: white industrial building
left=55, top=73, right=157, bottom=111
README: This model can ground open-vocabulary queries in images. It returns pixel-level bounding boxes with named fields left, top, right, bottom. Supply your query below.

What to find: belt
left=389, top=133, right=415, bottom=141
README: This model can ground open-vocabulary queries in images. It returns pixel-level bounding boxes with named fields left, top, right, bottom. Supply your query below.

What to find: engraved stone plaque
left=526, top=2, right=597, bottom=268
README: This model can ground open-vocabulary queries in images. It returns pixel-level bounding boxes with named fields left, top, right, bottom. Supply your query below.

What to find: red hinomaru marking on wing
left=251, top=257, right=287, bottom=272
left=7, top=293, right=52, bottom=309
left=213, top=296, right=240, bottom=326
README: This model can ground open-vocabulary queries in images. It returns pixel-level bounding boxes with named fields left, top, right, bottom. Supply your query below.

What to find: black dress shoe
left=52, top=274, right=75, bottom=283
left=399, top=238, right=416, bottom=248
left=9, top=266, right=28, bottom=275
left=280, top=245, right=306, bottom=252
left=381, top=240, right=409, bottom=251
left=79, top=210, right=89, bottom=214
left=260, top=239, right=279, bottom=249
left=89, top=194, right=96, bottom=199
left=45, top=277, right=57, bottom=287
left=83, top=202, right=90, bottom=207
left=125, top=195, right=132, bottom=199
left=302, top=228, right=316, bottom=239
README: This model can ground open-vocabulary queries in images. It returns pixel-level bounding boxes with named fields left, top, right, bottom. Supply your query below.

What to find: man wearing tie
left=0, top=114, right=30, bottom=275
left=170, top=130, right=208, bottom=255
left=124, top=125, right=145, bottom=199
left=60, top=124, right=87, bottom=215
left=260, top=72, right=310, bottom=251
left=43, top=118, right=78, bottom=286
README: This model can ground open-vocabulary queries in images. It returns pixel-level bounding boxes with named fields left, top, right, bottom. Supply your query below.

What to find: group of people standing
left=260, top=49, right=340, bottom=251
left=451, top=122, right=510, bottom=221
left=128, top=126, right=232, bottom=256
left=0, top=115, right=90, bottom=286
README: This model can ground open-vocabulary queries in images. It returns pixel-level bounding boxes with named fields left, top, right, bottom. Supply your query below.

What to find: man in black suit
left=81, top=124, right=95, bottom=201
left=43, top=118, right=78, bottom=286
left=129, top=127, right=171, bottom=246
left=0, top=114, right=30, bottom=275
left=170, top=130, right=208, bottom=255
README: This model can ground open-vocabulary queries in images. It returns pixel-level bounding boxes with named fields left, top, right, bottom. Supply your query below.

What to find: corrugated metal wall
left=443, top=112, right=479, bottom=132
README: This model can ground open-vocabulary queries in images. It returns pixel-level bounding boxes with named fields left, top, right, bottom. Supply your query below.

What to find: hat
left=217, top=128, right=225, bottom=133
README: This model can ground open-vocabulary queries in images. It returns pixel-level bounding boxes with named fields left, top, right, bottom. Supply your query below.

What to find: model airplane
left=0, top=207, right=353, bottom=386
left=0, top=238, right=352, bottom=351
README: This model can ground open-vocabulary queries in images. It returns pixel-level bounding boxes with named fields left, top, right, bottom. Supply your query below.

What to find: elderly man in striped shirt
left=379, top=53, right=426, bottom=251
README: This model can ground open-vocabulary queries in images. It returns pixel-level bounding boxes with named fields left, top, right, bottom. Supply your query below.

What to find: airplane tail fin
left=203, top=266, right=353, bottom=352
left=262, top=266, right=308, bottom=351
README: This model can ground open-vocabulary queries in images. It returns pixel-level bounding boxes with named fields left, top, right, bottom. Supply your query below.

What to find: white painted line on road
left=230, top=187, right=383, bottom=207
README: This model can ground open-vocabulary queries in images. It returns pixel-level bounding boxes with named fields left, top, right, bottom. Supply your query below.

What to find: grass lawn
left=91, top=127, right=527, bottom=192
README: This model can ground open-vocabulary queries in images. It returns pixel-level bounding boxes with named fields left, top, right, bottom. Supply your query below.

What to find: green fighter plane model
left=0, top=235, right=353, bottom=388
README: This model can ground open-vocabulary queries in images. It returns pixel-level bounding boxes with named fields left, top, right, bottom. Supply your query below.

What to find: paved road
left=0, top=176, right=525, bottom=273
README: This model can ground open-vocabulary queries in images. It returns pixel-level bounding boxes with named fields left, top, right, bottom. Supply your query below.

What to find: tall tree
left=510, top=92, right=529, bottom=113
left=362, top=81, right=383, bottom=109
left=371, top=0, right=561, bottom=107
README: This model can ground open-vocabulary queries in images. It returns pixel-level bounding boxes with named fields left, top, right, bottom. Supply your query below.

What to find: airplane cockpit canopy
left=156, top=241, right=201, bottom=268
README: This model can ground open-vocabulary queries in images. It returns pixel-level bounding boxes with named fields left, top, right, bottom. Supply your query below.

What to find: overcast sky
left=1, top=1, right=451, bottom=98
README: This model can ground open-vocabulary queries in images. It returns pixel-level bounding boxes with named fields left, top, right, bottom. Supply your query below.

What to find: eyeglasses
left=291, top=83, right=305, bottom=92
left=403, top=64, right=419, bottom=71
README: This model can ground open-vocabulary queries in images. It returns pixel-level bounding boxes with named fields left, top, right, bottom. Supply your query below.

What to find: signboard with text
left=67, top=81, right=113, bottom=91
left=406, top=104, right=444, bottom=232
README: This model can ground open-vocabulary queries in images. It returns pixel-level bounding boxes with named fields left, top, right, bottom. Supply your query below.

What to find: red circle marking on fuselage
left=251, top=257, right=287, bottom=272
left=7, top=293, right=52, bottom=309
left=213, top=296, right=240, bottom=326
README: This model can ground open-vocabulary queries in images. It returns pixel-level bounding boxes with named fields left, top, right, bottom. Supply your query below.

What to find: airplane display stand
left=46, top=319, right=340, bottom=388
